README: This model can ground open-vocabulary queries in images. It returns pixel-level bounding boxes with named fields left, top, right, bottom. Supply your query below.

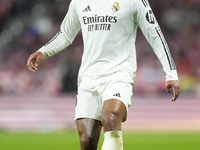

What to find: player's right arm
left=27, top=0, right=81, bottom=72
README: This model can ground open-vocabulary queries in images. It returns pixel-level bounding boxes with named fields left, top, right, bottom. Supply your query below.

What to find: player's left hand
left=165, top=80, right=180, bottom=102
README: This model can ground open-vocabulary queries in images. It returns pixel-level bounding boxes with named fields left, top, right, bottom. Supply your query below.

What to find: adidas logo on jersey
left=113, top=93, right=121, bottom=98
left=83, top=5, right=91, bottom=12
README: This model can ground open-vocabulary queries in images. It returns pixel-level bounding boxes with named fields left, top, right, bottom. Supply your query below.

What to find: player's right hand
left=27, top=51, right=43, bottom=73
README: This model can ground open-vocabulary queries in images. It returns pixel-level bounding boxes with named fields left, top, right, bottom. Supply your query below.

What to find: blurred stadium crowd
left=0, top=0, right=199, bottom=97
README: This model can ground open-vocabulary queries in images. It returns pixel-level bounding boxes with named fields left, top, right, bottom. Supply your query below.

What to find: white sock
left=101, top=130, right=123, bottom=150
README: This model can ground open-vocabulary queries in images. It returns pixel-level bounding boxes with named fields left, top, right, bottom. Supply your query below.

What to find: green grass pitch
left=0, top=130, right=200, bottom=150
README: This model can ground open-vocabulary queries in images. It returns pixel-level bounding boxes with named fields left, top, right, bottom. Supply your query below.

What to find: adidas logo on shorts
left=113, top=93, right=121, bottom=98
left=83, top=5, right=91, bottom=12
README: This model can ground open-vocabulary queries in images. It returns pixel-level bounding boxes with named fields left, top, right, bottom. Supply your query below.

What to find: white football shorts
left=75, top=71, right=135, bottom=122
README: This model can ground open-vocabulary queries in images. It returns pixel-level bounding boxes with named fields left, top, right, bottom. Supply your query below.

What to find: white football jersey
left=38, top=0, right=178, bottom=83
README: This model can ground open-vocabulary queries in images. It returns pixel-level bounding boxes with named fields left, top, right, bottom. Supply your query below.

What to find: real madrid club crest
left=112, top=1, right=120, bottom=12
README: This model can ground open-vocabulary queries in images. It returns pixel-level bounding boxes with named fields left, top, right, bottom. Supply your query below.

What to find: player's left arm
left=133, top=0, right=180, bottom=100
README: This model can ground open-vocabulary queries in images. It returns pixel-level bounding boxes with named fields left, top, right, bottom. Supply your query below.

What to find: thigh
left=102, top=80, right=133, bottom=122
left=76, top=118, right=102, bottom=136
left=101, top=99, right=126, bottom=132
left=76, top=118, right=102, bottom=150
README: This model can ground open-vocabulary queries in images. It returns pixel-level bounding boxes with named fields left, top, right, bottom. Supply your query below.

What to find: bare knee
left=101, top=111, right=120, bottom=131
left=77, top=119, right=102, bottom=150
left=78, top=128, right=97, bottom=147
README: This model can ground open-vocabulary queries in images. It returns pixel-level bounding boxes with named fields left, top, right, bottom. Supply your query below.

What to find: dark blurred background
left=0, top=0, right=200, bottom=134
left=0, top=0, right=199, bottom=97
